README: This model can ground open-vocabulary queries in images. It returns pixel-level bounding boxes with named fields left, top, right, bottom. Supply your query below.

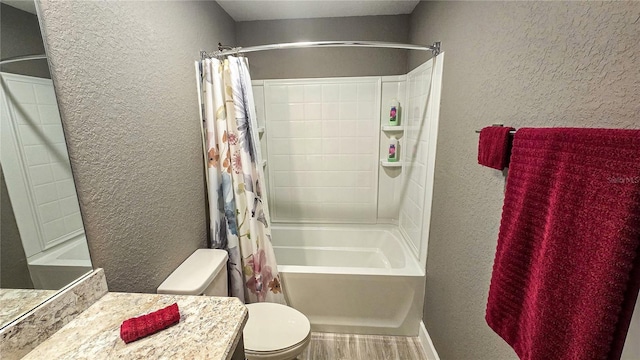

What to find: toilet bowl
left=243, top=303, right=311, bottom=360
left=157, top=249, right=311, bottom=360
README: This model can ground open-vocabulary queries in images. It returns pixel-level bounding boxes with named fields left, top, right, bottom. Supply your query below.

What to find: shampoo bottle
left=389, top=99, right=399, bottom=126
left=388, top=136, right=398, bottom=162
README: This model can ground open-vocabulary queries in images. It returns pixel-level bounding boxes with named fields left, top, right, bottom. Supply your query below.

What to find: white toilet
left=157, top=249, right=311, bottom=360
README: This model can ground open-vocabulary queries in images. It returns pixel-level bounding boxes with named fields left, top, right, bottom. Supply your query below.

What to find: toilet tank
left=157, top=249, right=228, bottom=296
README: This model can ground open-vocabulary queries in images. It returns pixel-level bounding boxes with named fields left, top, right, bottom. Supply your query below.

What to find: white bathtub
left=27, top=236, right=93, bottom=290
left=271, top=223, right=425, bottom=336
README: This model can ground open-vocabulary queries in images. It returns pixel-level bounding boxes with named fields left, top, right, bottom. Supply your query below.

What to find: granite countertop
left=22, top=292, right=248, bottom=360
left=0, top=289, right=57, bottom=328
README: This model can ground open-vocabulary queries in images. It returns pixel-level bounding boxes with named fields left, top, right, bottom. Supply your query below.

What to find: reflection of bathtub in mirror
left=27, top=236, right=92, bottom=290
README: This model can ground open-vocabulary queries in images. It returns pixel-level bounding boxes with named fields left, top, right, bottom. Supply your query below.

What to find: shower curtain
left=201, top=56, right=285, bottom=304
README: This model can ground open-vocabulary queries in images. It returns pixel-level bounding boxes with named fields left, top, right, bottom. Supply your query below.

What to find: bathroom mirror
left=0, top=0, right=93, bottom=328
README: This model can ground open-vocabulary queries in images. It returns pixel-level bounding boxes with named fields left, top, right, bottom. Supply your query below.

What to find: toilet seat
left=243, top=303, right=311, bottom=360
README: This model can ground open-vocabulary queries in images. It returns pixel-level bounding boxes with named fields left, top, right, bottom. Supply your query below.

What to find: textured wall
left=1, top=167, right=34, bottom=289
left=0, top=4, right=50, bottom=78
left=409, top=2, right=640, bottom=359
left=236, top=15, right=410, bottom=79
left=37, top=1, right=236, bottom=293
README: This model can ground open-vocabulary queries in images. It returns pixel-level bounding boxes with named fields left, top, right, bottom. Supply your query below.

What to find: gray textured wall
left=236, top=15, right=410, bottom=79
left=409, top=2, right=640, bottom=359
left=0, top=3, right=50, bottom=78
left=1, top=167, right=34, bottom=289
left=37, top=1, right=236, bottom=293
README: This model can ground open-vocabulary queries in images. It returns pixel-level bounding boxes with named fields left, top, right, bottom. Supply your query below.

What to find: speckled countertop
left=22, top=292, right=248, bottom=360
left=0, top=289, right=57, bottom=328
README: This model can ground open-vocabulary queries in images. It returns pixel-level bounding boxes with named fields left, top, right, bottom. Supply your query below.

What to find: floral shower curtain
left=201, top=56, right=285, bottom=304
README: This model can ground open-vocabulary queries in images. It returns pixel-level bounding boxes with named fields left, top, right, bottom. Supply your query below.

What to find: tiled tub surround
left=398, top=59, right=441, bottom=268
left=0, top=269, right=108, bottom=360
left=263, top=78, right=382, bottom=223
left=22, top=293, right=248, bottom=360
left=1, top=72, right=84, bottom=254
left=252, top=76, right=408, bottom=224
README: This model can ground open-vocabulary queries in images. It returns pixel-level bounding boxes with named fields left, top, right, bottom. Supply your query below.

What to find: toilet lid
left=243, top=303, right=311, bottom=352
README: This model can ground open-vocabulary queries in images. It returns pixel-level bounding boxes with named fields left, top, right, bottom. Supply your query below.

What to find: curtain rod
left=0, top=54, right=47, bottom=66
left=203, top=40, right=441, bottom=59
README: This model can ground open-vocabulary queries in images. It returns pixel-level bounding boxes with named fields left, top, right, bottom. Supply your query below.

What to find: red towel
left=120, top=303, right=180, bottom=344
left=486, top=128, right=640, bottom=360
left=478, top=126, right=515, bottom=170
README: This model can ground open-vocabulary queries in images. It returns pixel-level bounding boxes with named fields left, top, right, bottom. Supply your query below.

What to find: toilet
left=157, top=249, right=311, bottom=360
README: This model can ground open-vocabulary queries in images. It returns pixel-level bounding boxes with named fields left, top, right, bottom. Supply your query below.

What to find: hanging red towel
left=120, top=303, right=180, bottom=343
left=478, top=126, right=515, bottom=170
left=486, top=128, right=640, bottom=360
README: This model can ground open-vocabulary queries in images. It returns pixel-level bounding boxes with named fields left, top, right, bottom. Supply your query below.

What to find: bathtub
left=27, top=236, right=93, bottom=290
left=271, top=223, right=425, bottom=336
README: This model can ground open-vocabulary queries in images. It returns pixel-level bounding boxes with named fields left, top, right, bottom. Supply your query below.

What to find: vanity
left=0, top=270, right=248, bottom=359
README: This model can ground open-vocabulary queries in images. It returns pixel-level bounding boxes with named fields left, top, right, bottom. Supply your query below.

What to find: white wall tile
left=39, top=201, right=62, bottom=223
left=321, top=103, right=338, bottom=120
left=24, top=145, right=49, bottom=166
left=338, top=103, right=358, bottom=120
left=18, top=124, right=41, bottom=145
left=43, top=218, right=66, bottom=242
left=51, top=161, right=73, bottom=181
left=34, top=183, right=59, bottom=205
left=304, top=121, right=322, bottom=138
left=33, top=84, right=58, bottom=105
left=266, top=85, right=287, bottom=103
left=305, top=139, right=322, bottom=154
left=56, top=179, right=77, bottom=198
left=357, top=102, right=375, bottom=120
left=339, top=84, right=358, bottom=102
left=274, top=172, right=292, bottom=186
left=270, top=155, right=289, bottom=170
left=29, top=164, right=54, bottom=186
left=322, top=138, right=341, bottom=154
left=38, top=104, right=61, bottom=124
left=322, top=84, right=340, bottom=102
left=42, top=124, right=65, bottom=144
left=288, top=104, right=305, bottom=120
left=59, top=196, right=81, bottom=216
left=339, top=121, right=357, bottom=137
left=64, top=213, right=84, bottom=232
left=322, top=120, right=340, bottom=137
left=268, top=103, right=289, bottom=120
left=339, top=138, right=358, bottom=154
left=287, top=85, right=305, bottom=103
left=304, top=103, right=322, bottom=120
left=265, top=79, right=379, bottom=223
left=7, top=80, right=36, bottom=103
left=15, top=103, right=40, bottom=124
left=303, top=85, right=322, bottom=102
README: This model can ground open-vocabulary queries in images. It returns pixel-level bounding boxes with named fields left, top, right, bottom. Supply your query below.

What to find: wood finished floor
left=297, top=332, right=427, bottom=360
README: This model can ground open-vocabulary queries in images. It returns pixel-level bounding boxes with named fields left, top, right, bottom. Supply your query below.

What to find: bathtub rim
left=271, top=222, right=424, bottom=277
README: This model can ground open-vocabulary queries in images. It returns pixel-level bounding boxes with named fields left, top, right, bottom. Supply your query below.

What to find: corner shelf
left=380, top=160, right=402, bottom=168
left=261, top=160, right=267, bottom=167
left=381, top=126, right=404, bottom=132
left=257, top=127, right=265, bottom=134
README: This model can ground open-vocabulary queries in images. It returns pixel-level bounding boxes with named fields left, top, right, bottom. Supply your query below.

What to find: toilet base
left=245, top=333, right=311, bottom=360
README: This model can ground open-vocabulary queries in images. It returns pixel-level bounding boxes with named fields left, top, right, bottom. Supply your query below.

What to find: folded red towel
left=120, top=303, right=180, bottom=344
left=486, top=128, right=640, bottom=360
left=478, top=126, right=515, bottom=170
